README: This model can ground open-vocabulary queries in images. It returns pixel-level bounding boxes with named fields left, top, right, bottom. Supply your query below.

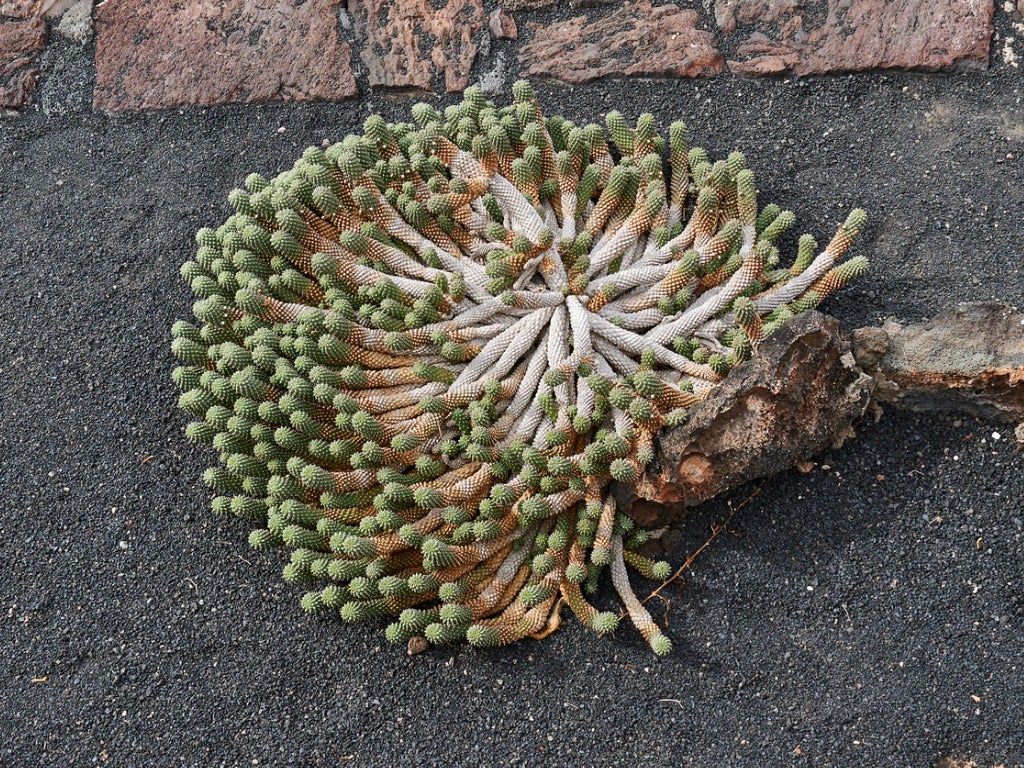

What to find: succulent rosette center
left=172, top=81, right=867, bottom=654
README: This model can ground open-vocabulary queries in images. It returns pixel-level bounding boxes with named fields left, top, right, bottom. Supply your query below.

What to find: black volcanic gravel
left=1, top=28, right=1023, bottom=768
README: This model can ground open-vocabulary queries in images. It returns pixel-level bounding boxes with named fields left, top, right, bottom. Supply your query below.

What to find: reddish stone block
left=350, top=0, right=485, bottom=93
left=0, top=16, right=46, bottom=110
left=0, top=1, right=33, bottom=16
left=489, top=8, right=518, bottom=41
left=93, top=0, right=357, bottom=112
left=722, top=0, right=994, bottom=75
left=0, top=1, right=78, bottom=17
left=519, top=0, right=723, bottom=85
left=714, top=0, right=802, bottom=33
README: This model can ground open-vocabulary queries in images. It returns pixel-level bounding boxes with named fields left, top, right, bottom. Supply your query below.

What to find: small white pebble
left=992, top=431, right=1002, bottom=441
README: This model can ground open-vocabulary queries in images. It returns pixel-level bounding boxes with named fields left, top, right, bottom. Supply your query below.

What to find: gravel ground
left=1, top=30, right=1023, bottom=768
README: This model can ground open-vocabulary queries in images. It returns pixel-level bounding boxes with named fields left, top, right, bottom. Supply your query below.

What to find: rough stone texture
left=714, top=0, right=802, bottom=33
left=725, top=0, right=994, bottom=75
left=93, top=0, right=357, bottom=112
left=0, top=0, right=76, bottom=16
left=0, top=16, right=46, bottom=109
left=489, top=7, right=518, bottom=40
left=0, top=0, right=31, bottom=15
left=351, top=0, right=485, bottom=93
left=853, top=302, right=1024, bottom=424
left=519, top=0, right=724, bottom=84
left=53, top=0, right=90, bottom=44
left=623, top=312, right=874, bottom=526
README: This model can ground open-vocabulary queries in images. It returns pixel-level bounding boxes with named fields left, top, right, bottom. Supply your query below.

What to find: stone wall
left=1, top=0, right=1021, bottom=112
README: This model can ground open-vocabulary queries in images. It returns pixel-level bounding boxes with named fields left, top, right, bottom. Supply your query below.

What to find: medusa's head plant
left=172, top=82, right=867, bottom=654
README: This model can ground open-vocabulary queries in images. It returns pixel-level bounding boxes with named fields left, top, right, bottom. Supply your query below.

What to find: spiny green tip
left=248, top=529, right=274, bottom=550
left=591, top=612, right=619, bottom=634
left=466, top=625, right=500, bottom=647
left=649, top=633, right=673, bottom=656
left=609, top=458, right=637, bottom=483
left=844, top=208, right=868, bottom=234
left=511, top=80, right=535, bottom=103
